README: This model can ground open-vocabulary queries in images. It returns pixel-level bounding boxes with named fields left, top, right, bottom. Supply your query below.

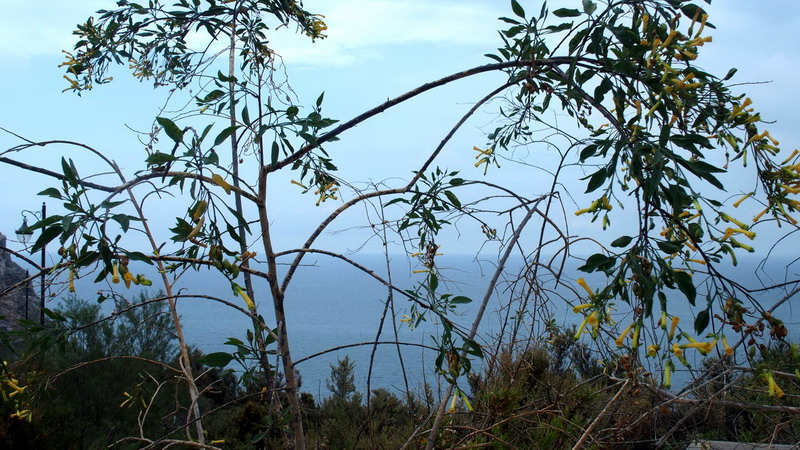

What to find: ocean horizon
left=55, top=252, right=799, bottom=399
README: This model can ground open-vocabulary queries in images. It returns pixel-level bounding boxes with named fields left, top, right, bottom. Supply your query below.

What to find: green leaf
left=610, top=236, right=633, bottom=248
left=694, top=309, right=710, bottom=334
left=674, top=270, right=697, bottom=306
left=553, top=8, right=581, bottom=18
left=429, top=273, right=439, bottom=291
left=201, top=89, right=225, bottom=103
left=594, top=77, right=612, bottom=103
left=214, top=125, right=238, bottom=146
left=451, top=296, right=472, bottom=304
left=200, top=352, right=234, bottom=368
left=485, top=53, right=503, bottom=63
left=582, top=0, right=597, bottom=14
left=723, top=68, right=738, bottom=81
left=199, top=124, right=213, bottom=143
left=252, top=431, right=268, bottom=444
left=61, top=157, right=78, bottom=187
left=242, top=105, right=250, bottom=126
left=681, top=4, right=708, bottom=21
left=271, top=141, right=280, bottom=166
left=31, top=225, right=63, bottom=253
left=43, top=308, right=66, bottom=322
left=227, top=222, right=242, bottom=246
left=126, top=251, right=153, bottom=264
left=146, top=152, right=177, bottom=165
left=656, top=240, right=683, bottom=254
left=449, top=178, right=465, bottom=186
left=112, top=214, right=130, bottom=232
left=464, top=339, right=484, bottom=358
left=579, top=144, right=598, bottom=161
left=510, top=0, right=525, bottom=18
left=584, top=167, right=608, bottom=193
left=578, top=253, right=615, bottom=273
left=444, top=190, right=461, bottom=208
left=156, top=117, right=184, bottom=143
left=38, top=188, right=63, bottom=199
left=217, top=70, right=237, bottom=82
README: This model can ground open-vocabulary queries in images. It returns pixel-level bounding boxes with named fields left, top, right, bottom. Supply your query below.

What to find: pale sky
left=1, top=1, right=799, bottom=261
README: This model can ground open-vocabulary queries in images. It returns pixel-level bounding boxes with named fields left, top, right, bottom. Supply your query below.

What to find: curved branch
left=268, top=58, right=585, bottom=173
left=280, top=82, right=513, bottom=293
left=274, top=248, right=431, bottom=310
left=47, top=355, right=181, bottom=386
left=294, top=341, right=438, bottom=365
left=0, top=156, right=115, bottom=192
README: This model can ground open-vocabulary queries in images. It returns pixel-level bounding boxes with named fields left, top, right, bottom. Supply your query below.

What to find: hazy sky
left=1, top=1, right=799, bottom=260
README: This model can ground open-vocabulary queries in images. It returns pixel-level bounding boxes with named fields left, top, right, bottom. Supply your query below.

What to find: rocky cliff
left=0, top=232, right=39, bottom=330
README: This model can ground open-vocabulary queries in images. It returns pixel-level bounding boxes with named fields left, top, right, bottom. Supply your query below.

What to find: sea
left=62, top=253, right=799, bottom=400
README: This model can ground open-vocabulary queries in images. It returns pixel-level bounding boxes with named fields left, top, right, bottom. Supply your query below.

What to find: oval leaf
left=610, top=235, right=633, bottom=248
left=553, top=8, right=582, bottom=17
left=156, top=117, right=184, bottom=143
left=201, top=352, right=234, bottom=368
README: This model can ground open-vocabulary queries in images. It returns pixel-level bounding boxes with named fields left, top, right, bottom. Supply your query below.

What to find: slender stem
left=425, top=198, right=545, bottom=449
left=257, top=167, right=306, bottom=449
left=118, top=166, right=206, bottom=443
left=572, top=379, right=629, bottom=450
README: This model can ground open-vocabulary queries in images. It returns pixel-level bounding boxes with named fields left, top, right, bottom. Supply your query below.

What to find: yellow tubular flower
left=780, top=149, right=800, bottom=165
left=733, top=192, right=754, bottom=208
left=240, top=291, right=255, bottom=311
left=694, top=14, right=708, bottom=38
left=729, top=238, right=755, bottom=253
left=753, top=207, right=769, bottom=222
left=672, top=343, right=684, bottom=357
left=661, top=29, right=677, bottom=48
left=669, top=316, right=680, bottom=341
left=720, top=212, right=748, bottom=229
left=574, top=315, right=590, bottom=339
left=722, top=335, right=734, bottom=356
left=10, top=409, right=32, bottom=421
left=664, top=361, right=672, bottom=388
left=681, top=341, right=714, bottom=355
left=615, top=322, right=635, bottom=348
left=573, top=303, right=593, bottom=313
left=661, top=310, right=668, bottom=330
left=647, top=344, right=660, bottom=358
left=601, top=196, right=612, bottom=210
left=112, top=263, right=121, bottom=284
left=460, top=390, right=474, bottom=412
left=631, top=322, right=641, bottom=349
left=123, top=271, right=134, bottom=289
left=233, top=284, right=256, bottom=311
left=766, top=372, right=785, bottom=398
left=449, top=392, right=458, bottom=413
left=577, top=277, right=594, bottom=298
left=68, top=268, right=75, bottom=293
left=290, top=179, right=308, bottom=189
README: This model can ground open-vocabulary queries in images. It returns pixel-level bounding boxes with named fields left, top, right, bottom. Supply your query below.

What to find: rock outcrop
left=0, top=232, right=39, bottom=330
